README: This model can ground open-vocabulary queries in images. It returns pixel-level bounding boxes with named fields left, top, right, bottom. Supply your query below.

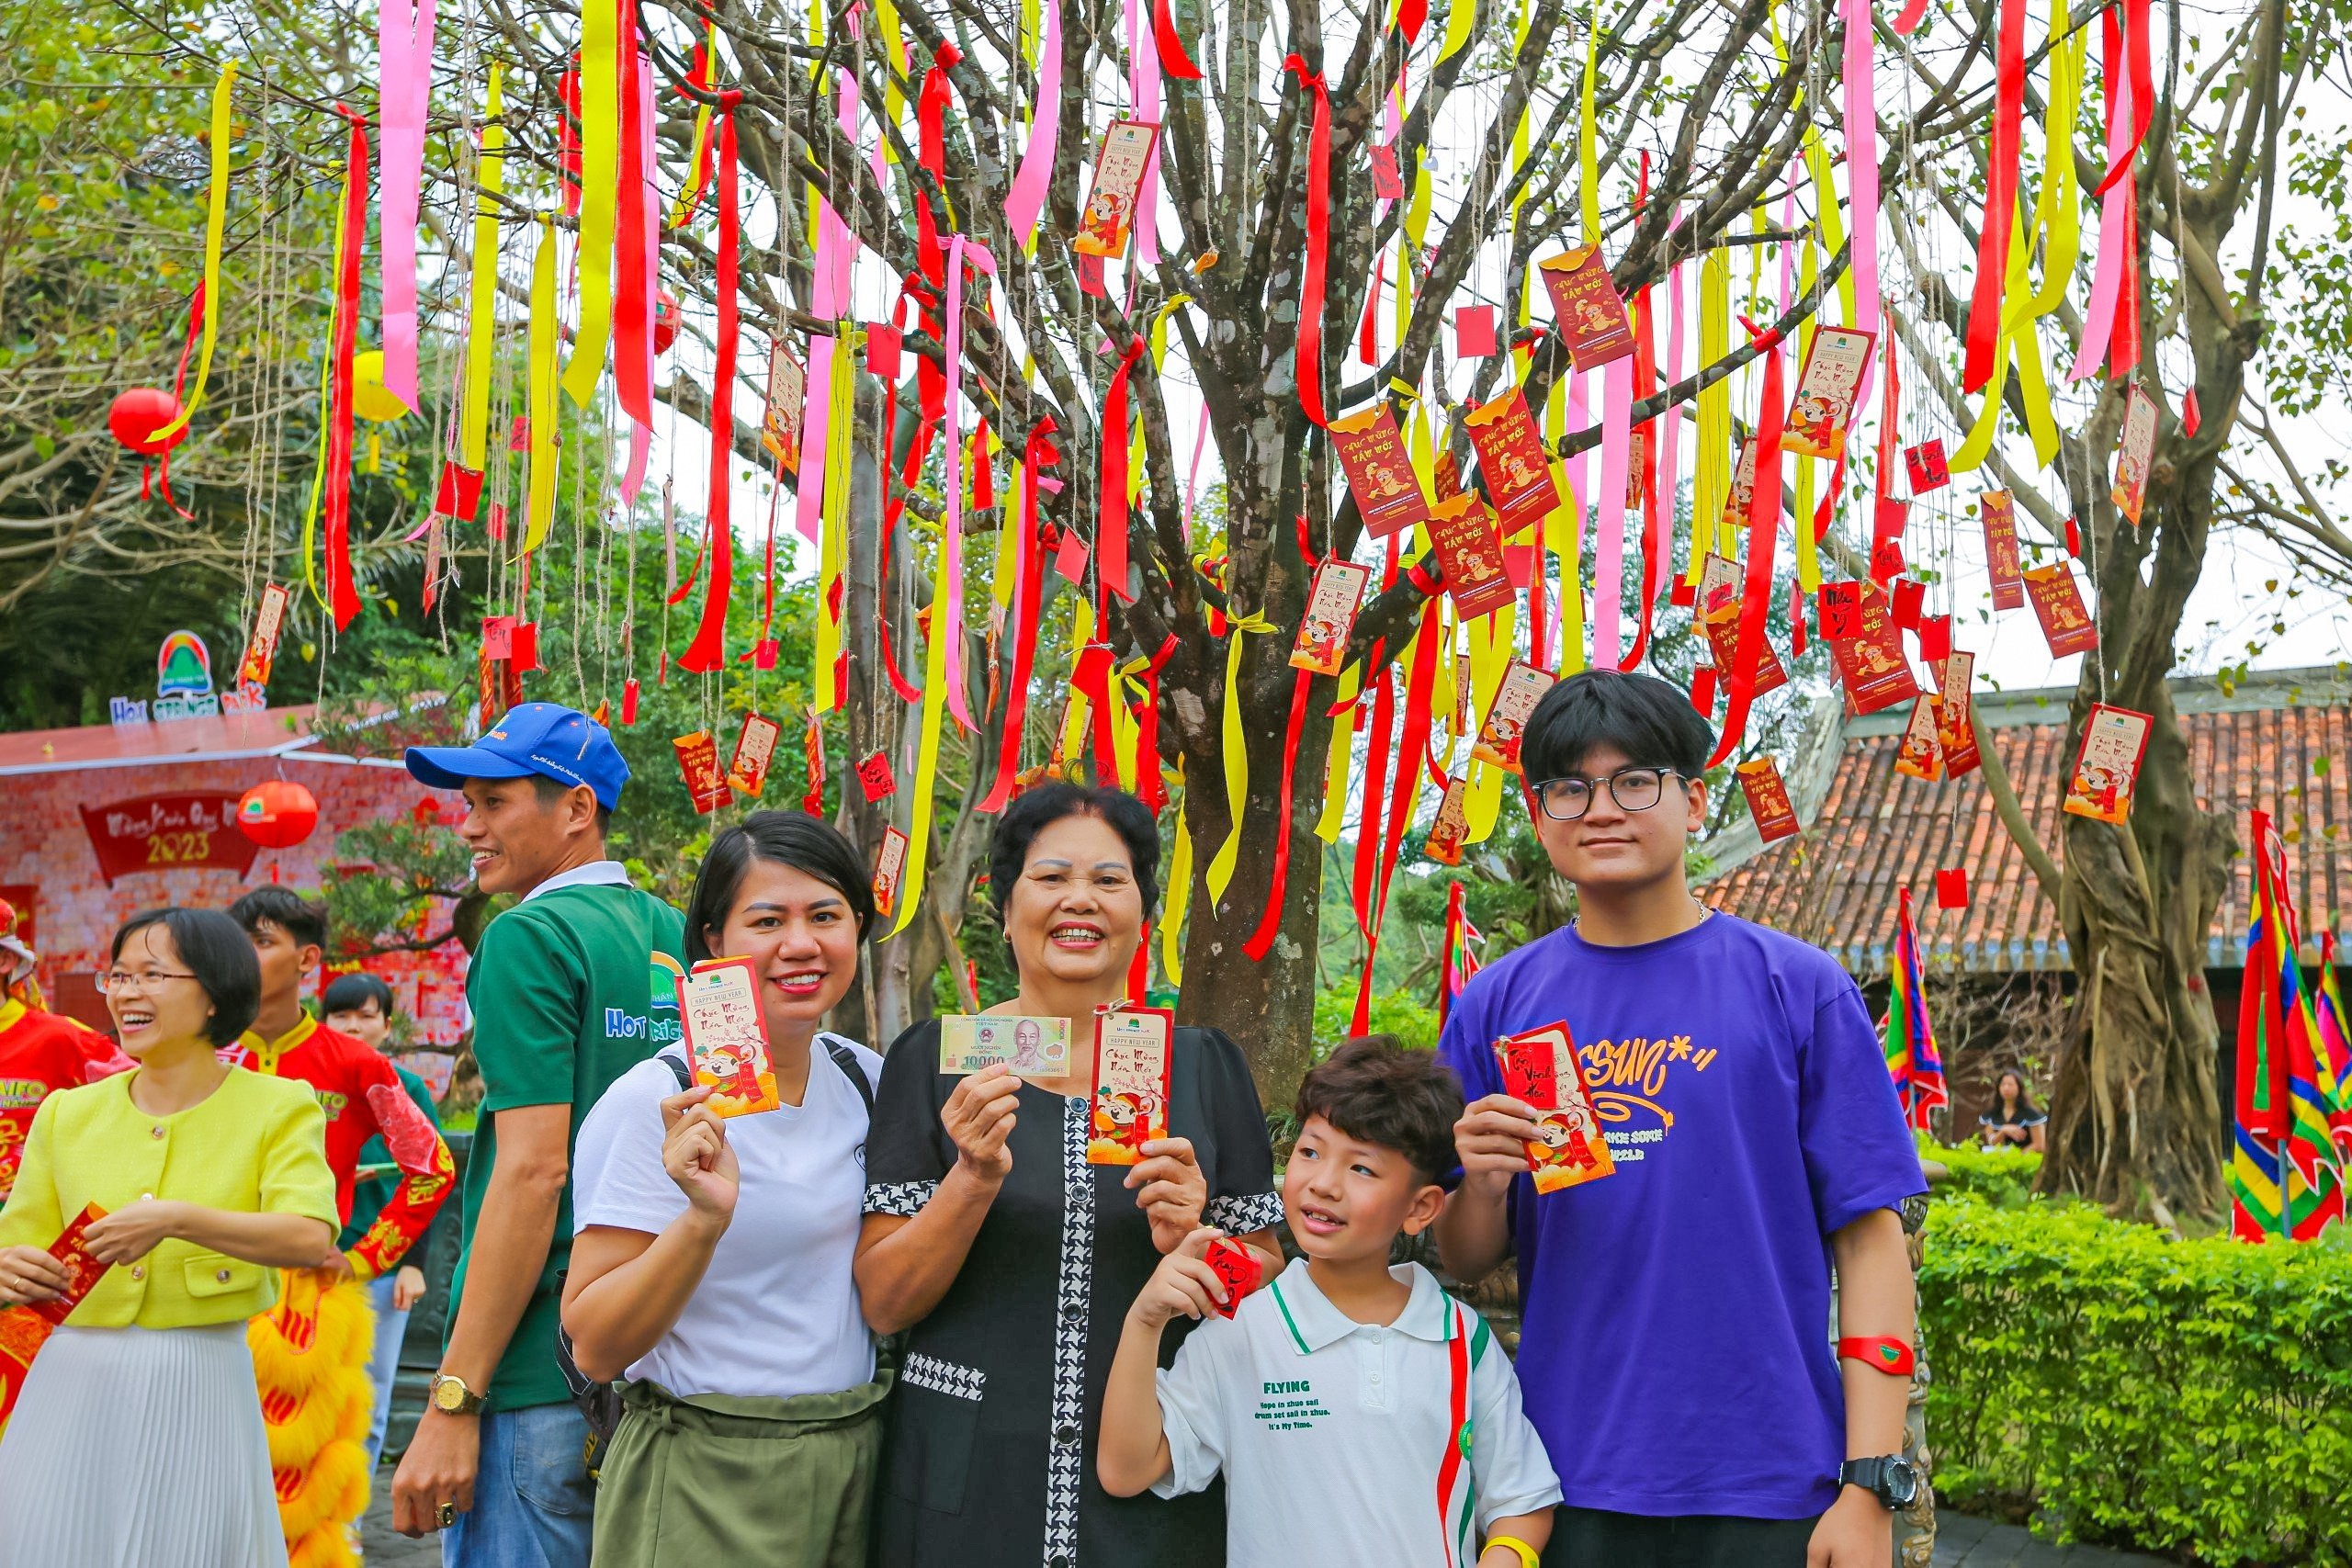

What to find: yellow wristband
left=1486, top=1536, right=1541, bottom=1568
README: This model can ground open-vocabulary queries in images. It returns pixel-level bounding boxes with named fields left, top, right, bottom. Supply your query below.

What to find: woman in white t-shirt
left=564, top=811, right=884, bottom=1568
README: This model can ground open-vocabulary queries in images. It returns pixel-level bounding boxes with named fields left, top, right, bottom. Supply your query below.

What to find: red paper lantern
left=236, top=781, right=320, bottom=849
left=653, top=289, right=682, bottom=355
left=107, top=388, right=188, bottom=458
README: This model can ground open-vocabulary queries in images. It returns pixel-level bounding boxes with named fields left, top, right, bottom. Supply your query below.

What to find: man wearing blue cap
left=390, top=703, right=685, bottom=1567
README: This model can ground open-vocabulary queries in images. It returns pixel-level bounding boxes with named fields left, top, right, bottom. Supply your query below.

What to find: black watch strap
left=1837, top=1455, right=1916, bottom=1508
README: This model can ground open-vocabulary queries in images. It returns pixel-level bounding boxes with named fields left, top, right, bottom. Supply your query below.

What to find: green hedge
left=1918, top=1134, right=2042, bottom=1208
left=1920, top=1197, right=2352, bottom=1565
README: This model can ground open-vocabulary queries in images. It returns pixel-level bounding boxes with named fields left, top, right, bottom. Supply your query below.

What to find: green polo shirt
left=447, top=874, right=684, bottom=1412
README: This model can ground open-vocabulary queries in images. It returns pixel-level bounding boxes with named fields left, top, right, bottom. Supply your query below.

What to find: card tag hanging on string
left=1936, top=867, right=1971, bottom=908
left=481, top=615, right=515, bottom=660
left=1722, top=434, right=1760, bottom=531
left=2062, top=703, right=2154, bottom=824
left=1918, top=614, right=1953, bottom=666
left=1702, top=556, right=1788, bottom=696
left=762, top=344, right=806, bottom=472
left=1454, top=305, right=1498, bottom=358
left=1828, top=581, right=1919, bottom=715
left=856, top=750, right=898, bottom=801
left=1626, top=430, right=1648, bottom=511
left=238, top=584, right=290, bottom=687
left=1464, top=391, right=1562, bottom=537
left=2025, top=563, right=2098, bottom=656
left=1537, top=246, right=1635, bottom=368
left=865, top=323, right=902, bottom=378
left=1330, top=405, right=1433, bottom=539
left=620, top=677, right=640, bottom=726
left=1779, top=326, right=1875, bottom=460
left=1890, top=579, right=1926, bottom=630
left=1934, top=649, right=1982, bottom=775
left=1453, top=654, right=1476, bottom=736
left=872, top=826, right=911, bottom=917
left=1816, top=581, right=1862, bottom=639
left=1491, top=1021, right=1616, bottom=1193
left=1424, top=774, right=1471, bottom=866
left=1289, top=559, right=1373, bottom=675
left=434, top=460, right=485, bottom=521
left=1053, top=526, right=1091, bottom=584
left=1690, top=662, right=1717, bottom=714
left=1425, top=495, right=1516, bottom=620
left=673, top=730, right=735, bottom=814
left=510, top=622, right=540, bottom=674
left=1368, top=142, right=1404, bottom=200
left=1472, top=661, right=1557, bottom=773
left=2064, top=517, right=2083, bottom=557
left=1870, top=498, right=1908, bottom=582
left=1087, top=1005, right=1173, bottom=1165
left=1903, top=439, right=1951, bottom=494
left=1894, top=694, right=1945, bottom=781
left=801, top=715, right=826, bottom=814
left=678, top=958, right=782, bottom=1116
left=1073, top=119, right=1161, bottom=259
left=726, top=713, right=783, bottom=796
left=1736, top=758, right=1801, bottom=842
left=1981, top=490, right=2025, bottom=610
left=423, top=522, right=444, bottom=616
left=2111, top=382, right=2158, bottom=525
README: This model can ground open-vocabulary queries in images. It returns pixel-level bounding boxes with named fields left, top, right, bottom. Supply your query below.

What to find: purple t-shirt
left=1436, top=911, right=1925, bottom=1520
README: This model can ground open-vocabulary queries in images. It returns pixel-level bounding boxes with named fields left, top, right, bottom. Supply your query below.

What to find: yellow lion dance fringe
left=250, top=1270, right=375, bottom=1568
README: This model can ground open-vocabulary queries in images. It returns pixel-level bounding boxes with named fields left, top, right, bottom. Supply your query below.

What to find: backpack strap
left=658, top=1049, right=693, bottom=1090
left=825, top=1036, right=876, bottom=1121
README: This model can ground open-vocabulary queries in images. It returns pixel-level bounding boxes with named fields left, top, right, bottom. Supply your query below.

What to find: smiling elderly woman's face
left=1003, top=812, right=1145, bottom=990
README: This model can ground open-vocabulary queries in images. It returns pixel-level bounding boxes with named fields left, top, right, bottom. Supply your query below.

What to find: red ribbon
left=1153, top=0, right=1204, bottom=80
left=1242, top=666, right=1318, bottom=961
left=1353, top=595, right=1440, bottom=1032
left=1396, top=0, right=1429, bottom=39
left=916, top=49, right=959, bottom=288
left=1962, top=0, right=2029, bottom=393
left=1870, top=327, right=1905, bottom=581
left=1070, top=642, right=1121, bottom=786
left=1706, top=340, right=1785, bottom=767
left=324, top=106, right=368, bottom=632
left=1283, top=56, right=1332, bottom=428
left=615, top=0, right=654, bottom=429
left=679, top=95, right=741, bottom=674
left=978, top=419, right=1061, bottom=810
left=1132, top=634, right=1178, bottom=813
left=1891, top=0, right=1929, bottom=32
left=2093, top=0, right=2154, bottom=196
left=1099, top=337, right=1145, bottom=610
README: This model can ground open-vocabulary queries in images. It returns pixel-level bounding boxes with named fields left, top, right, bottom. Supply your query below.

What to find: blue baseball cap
left=405, top=702, right=631, bottom=811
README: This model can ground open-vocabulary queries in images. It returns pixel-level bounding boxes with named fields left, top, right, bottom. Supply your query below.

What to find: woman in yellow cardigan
left=0, top=908, right=340, bottom=1567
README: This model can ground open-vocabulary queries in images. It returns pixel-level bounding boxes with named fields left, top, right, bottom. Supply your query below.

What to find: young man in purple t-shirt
left=1434, top=669, right=1928, bottom=1568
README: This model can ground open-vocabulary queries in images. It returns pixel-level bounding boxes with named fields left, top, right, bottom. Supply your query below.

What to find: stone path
left=1933, top=1511, right=2173, bottom=1567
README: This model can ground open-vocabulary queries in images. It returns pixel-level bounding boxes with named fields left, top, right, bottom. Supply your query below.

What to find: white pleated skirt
left=0, top=1321, right=287, bottom=1568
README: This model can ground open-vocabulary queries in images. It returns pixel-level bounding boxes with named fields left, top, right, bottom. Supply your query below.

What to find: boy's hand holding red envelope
left=1128, top=1226, right=1263, bottom=1328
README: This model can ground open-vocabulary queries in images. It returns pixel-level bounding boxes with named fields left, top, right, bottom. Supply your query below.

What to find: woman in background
left=1978, top=1070, right=2047, bottom=1153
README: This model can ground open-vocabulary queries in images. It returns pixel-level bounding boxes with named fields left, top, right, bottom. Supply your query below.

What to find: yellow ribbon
left=460, top=65, right=504, bottom=471
left=1805, top=123, right=1855, bottom=329
left=152, top=61, right=236, bottom=445
left=1578, top=0, right=1601, bottom=243
left=1163, top=783, right=1193, bottom=985
left=301, top=143, right=360, bottom=612
left=670, top=25, right=719, bottom=229
left=1793, top=218, right=1821, bottom=592
left=1204, top=612, right=1277, bottom=904
left=1689, top=248, right=1730, bottom=584
left=1464, top=604, right=1511, bottom=843
left=1543, top=372, right=1584, bottom=672
left=888, top=515, right=956, bottom=939
left=1314, top=663, right=1362, bottom=843
left=523, top=217, right=560, bottom=553
left=562, top=0, right=619, bottom=407
left=1059, top=598, right=1095, bottom=770
left=1439, top=0, right=1476, bottom=62
left=816, top=336, right=854, bottom=712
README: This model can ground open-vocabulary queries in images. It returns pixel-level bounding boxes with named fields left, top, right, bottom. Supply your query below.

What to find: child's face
left=1282, top=1114, right=1445, bottom=1269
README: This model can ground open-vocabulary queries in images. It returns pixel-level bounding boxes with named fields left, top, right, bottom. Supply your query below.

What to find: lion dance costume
left=229, top=1013, right=453, bottom=1568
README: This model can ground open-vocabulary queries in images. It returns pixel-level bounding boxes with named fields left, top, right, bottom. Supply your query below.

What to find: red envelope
left=1890, top=579, right=1925, bottom=630
left=1455, top=305, right=1498, bottom=359
left=1934, top=869, right=1969, bottom=909
left=865, top=323, right=902, bottom=378
left=1204, top=1237, right=1262, bottom=1319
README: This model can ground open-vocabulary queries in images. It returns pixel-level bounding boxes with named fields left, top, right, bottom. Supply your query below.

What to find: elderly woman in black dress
left=855, top=784, right=1283, bottom=1568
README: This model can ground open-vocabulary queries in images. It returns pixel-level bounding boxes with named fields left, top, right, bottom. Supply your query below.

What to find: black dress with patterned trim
left=864, top=1019, right=1283, bottom=1568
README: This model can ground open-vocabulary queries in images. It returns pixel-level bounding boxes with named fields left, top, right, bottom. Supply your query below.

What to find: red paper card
left=1933, top=649, right=1981, bottom=777
left=673, top=730, right=735, bottom=814
left=481, top=615, right=514, bottom=660
left=1934, top=868, right=1970, bottom=909
left=1904, top=439, right=1950, bottom=494
left=1053, top=525, right=1091, bottom=585
left=434, top=460, right=486, bottom=522
left=620, top=677, right=640, bottom=727
left=1890, top=579, right=1925, bottom=630
left=865, top=322, right=903, bottom=378
left=1087, top=1006, right=1173, bottom=1166
left=1491, top=1021, right=1615, bottom=1193
left=1473, top=660, right=1556, bottom=774
left=872, top=826, right=910, bottom=917
left=1894, top=694, right=1944, bottom=781
left=1537, top=245, right=1635, bottom=369
left=1425, top=774, right=1471, bottom=866
left=1425, top=495, right=1516, bottom=621
left=1817, top=582, right=1861, bottom=639
left=509, top=621, right=540, bottom=674
left=856, top=750, right=897, bottom=802
left=1736, top=758, right=1801, bottom=843
left=1330, top=405, right=1433, bottom=540
left=2111, top=383, right=2158, bottom=526
left=2024, top=563, right=2098, bottom=657
left=1982, top=490, right=2024, bottom=611
left=1074, top=119, right=1161, bottom=260
left=1203, top=1237, right=1262, bottom=1318
left=2062, top=704, right=2153, bottom=825
left=1828, top=581, right=1918, bottom=716
left=1781, top=326, right=1875, bottom=461
left=1454, top=305, right=1498, bottom=358
left=238, top=583, right=290, bottom=688
left=1871, top=498, right=1909, bottom=582
left=1917, top=614, right=1953, bottom=666
left=1464, top=390, right=1561, bottom=538
left=726, top=713, right=783, bottom=796
left=1369, top=142, right=1404, bottom=200
left=1289, top=559, right=1373, bottom=675
left=762, top=344, right=807, bottom=470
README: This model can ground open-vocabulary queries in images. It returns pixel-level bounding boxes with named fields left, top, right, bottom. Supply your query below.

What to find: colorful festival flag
left=1881, top=886, right=1948, bottom=1132
left=1436, top=880, right=1481, bottom=1026
left=2230, top=810, right=2344, bottom=1239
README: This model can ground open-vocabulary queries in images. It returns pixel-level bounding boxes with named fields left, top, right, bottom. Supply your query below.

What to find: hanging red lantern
left=653, top=289, right=682, bottom=355
left=107, top=389, right=188, bottom=458
left=235, top=780, right=320, bottom=849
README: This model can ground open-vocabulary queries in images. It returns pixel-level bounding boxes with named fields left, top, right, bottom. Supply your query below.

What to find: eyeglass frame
left=96, top=969, right=201, bottom=996
left=1527, top=765, right=1693, bottom=822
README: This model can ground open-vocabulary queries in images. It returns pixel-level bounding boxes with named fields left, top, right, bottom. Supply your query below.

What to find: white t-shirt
left=1153, top=1258, right=1561, bottom=1568
left=571, top=1032, right=881, bottom=1400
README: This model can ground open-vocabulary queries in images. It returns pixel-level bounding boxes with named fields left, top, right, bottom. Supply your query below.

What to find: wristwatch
left=1838, top=1455, right=1921, bottom=1510
left=427, top=1371, right=487, bottom=1416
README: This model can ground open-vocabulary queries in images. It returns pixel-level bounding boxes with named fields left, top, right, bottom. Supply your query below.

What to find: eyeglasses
left=1530, top=767, right=1685, bottom=822
left=96, top=969, right=200, bottom=995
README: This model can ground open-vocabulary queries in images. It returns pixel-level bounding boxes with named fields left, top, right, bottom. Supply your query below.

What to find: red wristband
left=1838, top=1336, right=1916, bottom=1377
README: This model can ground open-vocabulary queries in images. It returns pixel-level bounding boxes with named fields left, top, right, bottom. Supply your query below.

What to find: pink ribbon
left=1125, top=0, right=1163, bottom=265
left=942, top=235, right=999, bottom=732
left=1843, top=0, right=1882, bottom=424
left=1002, top=0, right=1062, bottom=246
left=810, top=72, right=859, bottom=317
left=1592, top=355, right=1634, bottom=667
left=1652, top=257, right=1686, bottom=614
left=796, top=334, right=834, bottom=546
left=2069, top=17, right=2134, bottom=381
left=378, top=0, right=436, bottom=412
left=1184, top=413, right=1207, bottom=547
left=620, top=56, right=658, bottom=505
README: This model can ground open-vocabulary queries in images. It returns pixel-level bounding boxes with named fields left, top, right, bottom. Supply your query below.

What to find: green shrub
left=1920, top=1196, right=2352, bottom=1565
left=1919, top=1133, right=2042, bottom=1208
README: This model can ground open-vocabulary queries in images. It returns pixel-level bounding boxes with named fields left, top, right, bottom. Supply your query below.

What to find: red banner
left=78, top=794, right=258, bottom=886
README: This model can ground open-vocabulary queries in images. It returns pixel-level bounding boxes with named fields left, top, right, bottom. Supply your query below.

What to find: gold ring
left=437, top=1502, right=456, bottom=1529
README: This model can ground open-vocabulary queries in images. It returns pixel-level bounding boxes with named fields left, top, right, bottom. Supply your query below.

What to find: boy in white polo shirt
left=1099, top=1038, right=1559, bottom=1568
